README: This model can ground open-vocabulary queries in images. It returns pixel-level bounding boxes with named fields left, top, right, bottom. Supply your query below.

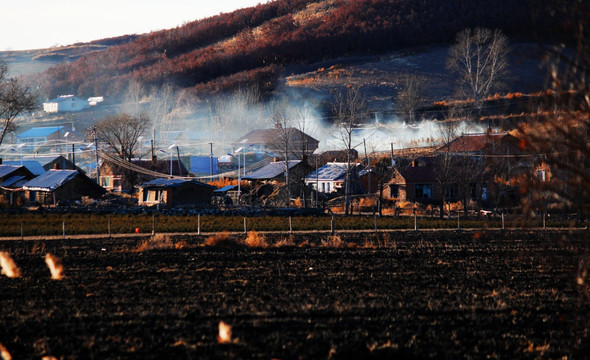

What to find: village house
left=384, top=165, right=439, bottom=203
left=440, top=132, right=523, bottom=158
left=1, top=160, right=46, bottom=176
left=304, top=162, right=364, bottom=195
left=242, top=159, right=312, bottom=183
left=212, top=185, right=240, bottom=207
left=12, top=155, right=82, bottom=171
left=0, top=164, right=35, bottom=205
left=99, top=157, right=189, bottom=193
left=16, top=126, right=83, bottom=153
left=42, top=95, right=90, bottom=113
left=233, top=128, right=319, bottom=159
left=21, top=169, right=105, bottom=205
left=137, top=178, right=214, bottom=207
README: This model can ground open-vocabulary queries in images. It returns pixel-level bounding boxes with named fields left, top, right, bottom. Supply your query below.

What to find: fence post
left=152, top=214, right=155, bottom=236
left=502, top=213, right=505, bottom=230
left=198, top=214, right=201, bottom=235
left=331, top=215, right=335, bottom=235
left=374, top=214, right=378, bottom=233
left=457, top=213, right=460, bottom=230
left=108, top=218, right=111, bottom=238
left=62, top=221, right=66, bottom=240
left=289, top=217, right=293, bottom=234
left=414, top=213, right=417, bottom=231
left=244, top=217, right=247, bottom=234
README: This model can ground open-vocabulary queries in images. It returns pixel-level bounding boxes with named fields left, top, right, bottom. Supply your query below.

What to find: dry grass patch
left=244, top=231, right=269, bottom=248
left=45, top=254, right=64, bottom=280
left=0, top=252, right=20, bottom=278
left=321, top=235, right=345, bottom=248
left=275, top=235, right=296, bottom=247
left=204, top=232, right=242, bottom=248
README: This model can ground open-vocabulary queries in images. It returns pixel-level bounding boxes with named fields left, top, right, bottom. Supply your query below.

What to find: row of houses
left=1, top=122, right=551, bottom=210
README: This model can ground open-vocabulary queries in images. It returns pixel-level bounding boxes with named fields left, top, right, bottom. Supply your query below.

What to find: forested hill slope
left=35, top=0, right=570, bottom=100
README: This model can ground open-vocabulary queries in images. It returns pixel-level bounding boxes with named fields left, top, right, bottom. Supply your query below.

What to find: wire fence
left=0, top=213, right=587, bottom=239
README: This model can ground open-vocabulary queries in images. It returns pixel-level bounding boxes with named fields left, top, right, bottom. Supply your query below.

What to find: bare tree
left=268, top=99, right=296, bottom=207
left=434, top=118, right=460, bottom=218
left=121, top=79, right=145, bottom=118
left=149, top=82, right=178, bottom=147
left=374, top=156, right=395, bottom=217
left=95, top=113, right=151, bottom=191
left=0, top=61, right=37, bottom=147
left=332, top=87, right=368, bottom=215
left=395, top=74, right=424, bottom=124
left=521, top=2, right=590, bottom=218
left=446, top=28, right=509, bottom=120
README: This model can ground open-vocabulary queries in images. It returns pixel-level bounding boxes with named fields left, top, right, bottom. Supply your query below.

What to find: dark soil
left=0, top=230, right=589, bottom=359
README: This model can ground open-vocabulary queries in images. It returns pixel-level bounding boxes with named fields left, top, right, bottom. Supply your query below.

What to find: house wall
left=43, top=103, right=59, bottom=113
left=167, top=185, right=213, bottom=206
left=139, top=184, right=214, bottom=207
left=25, top=175, right=104, bottom=205
left=306, top=180, right=338, bottom=193
left=58, top=98, right=89, bottom=112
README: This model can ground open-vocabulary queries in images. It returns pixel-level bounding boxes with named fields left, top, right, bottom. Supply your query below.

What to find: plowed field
left=1, top=230, right=589, bottom=359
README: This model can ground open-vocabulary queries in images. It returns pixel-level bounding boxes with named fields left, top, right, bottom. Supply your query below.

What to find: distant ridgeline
left=35, top=0, right=569, bottom=100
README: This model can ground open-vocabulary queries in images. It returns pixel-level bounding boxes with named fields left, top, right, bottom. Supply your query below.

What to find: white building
left=43, top=95, right=90, bottom=113
left=304, top=162, right=348, bottom=194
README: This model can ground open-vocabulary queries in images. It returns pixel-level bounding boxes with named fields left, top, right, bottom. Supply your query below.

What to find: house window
left=415, top=184, right=432, bottom=199
left=326, top=183, right=331, bottom=192
left=101, top=176, right=111, bottom=188
left=537, top=170, right=546, bottom=182
left=389, top=184, right=399, bottom=198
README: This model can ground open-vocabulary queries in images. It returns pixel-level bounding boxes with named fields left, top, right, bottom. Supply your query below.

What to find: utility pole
left=71, top=144, right=75, bottom=168
left=176, top=145, right=181, bottom=176
left=93, top=126, right=100, bottom=184
left=151, top=139, right=155, bottom=171
left=315, top=155, right=319, bottom=208
left=209, top=142, right=213, bottom=181
left=390, top=142, right=395, bottom=166
left=364, top=138, right=370, bottom=194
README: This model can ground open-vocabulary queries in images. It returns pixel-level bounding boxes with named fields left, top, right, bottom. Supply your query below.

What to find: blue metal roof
left=304, top=162, right=348, bottom=181
left=243, top=160, right=301, bottom=180
left=17, top=126, right=65, bottom=139
left=0, top=175, right=28, bottom=187
left=2, top=161, right=46, bottom=176
left=22, top=169, right=78, bottom=191
left=138, top=178, right=214, bottom=189
left=0, top=165, right=23, bottom=178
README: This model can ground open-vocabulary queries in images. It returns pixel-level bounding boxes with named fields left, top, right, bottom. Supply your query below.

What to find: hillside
left=30, top=0, right=569, bottom=102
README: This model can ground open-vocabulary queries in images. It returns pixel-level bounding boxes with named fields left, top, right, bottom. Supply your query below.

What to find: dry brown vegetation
left=0, top=252, right=21, bottom=279
left=244, top=231, right=269, bottom=248
left=204, top=232, right=242, bottom=247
